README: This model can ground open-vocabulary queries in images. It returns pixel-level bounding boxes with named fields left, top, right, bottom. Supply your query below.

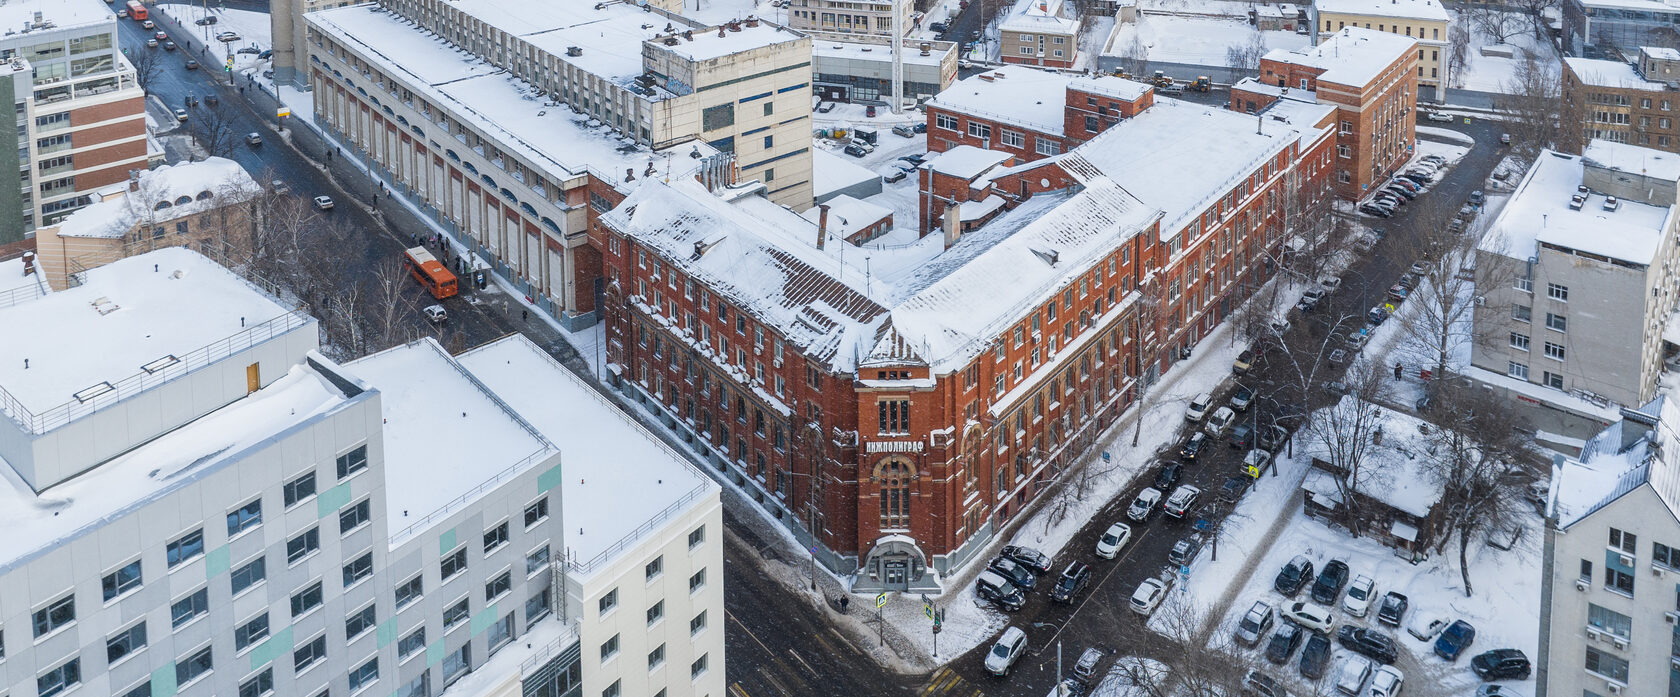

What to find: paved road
left=938, top=117, right=1509, bottom=696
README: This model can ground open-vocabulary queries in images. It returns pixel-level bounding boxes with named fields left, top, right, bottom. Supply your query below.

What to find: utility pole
left=890, top=0, right=904, bottom=114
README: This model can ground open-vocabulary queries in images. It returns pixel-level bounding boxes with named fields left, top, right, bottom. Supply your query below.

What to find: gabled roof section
left=1554, top=395, right=1680, bottom=528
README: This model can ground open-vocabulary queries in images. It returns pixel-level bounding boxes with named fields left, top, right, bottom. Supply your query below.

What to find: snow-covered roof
left=1000, top=0, right=1081, bottom=35
left=53, top=158, right=260, bottom=239
left=1072, top=74, right=1153, bottom=102
left=0, top=0, right=114, bottom=37
left=926, top=145, right=1014, bottom=179
left=1256, top=94, right=1338, bottom=150
left=1265, top=27, right=1415, bottom=87
left=347, top=339, right=556, bottom=548
left=1645, top=46, right=1680, bottom=61
left=1232, top=76, right=1317, bottom=104
left=0, top=248, right=295, bottom=421
left=310, top=4, right=715, bottom=190
left=1553, top=395, right=1680, bottom=528
left=814, top=39, right=953, bottom=67
left=0, top=360, right=354, bottom=573
left=1303, top=396, right=1442, bottom=518
left=803, top=194, right=893, bottom=238
left=1563, top=57, right=1667, bottom=90
left=927, top=65, right=1075, bottom=136
left=813, top=147, right=881, bottom=200
left=1316, top=0, right=1449, bottom=22
left=1074, top=97, right=1301, bottom=240
left=1480, top=149, right=1673, bottom=266
left=457, top=336, right=717, bottom=580
left=659, top=20, right=802, bottom=62
left=1574, top=0, right=1680, bottom=13
left=441, top=0, right=674, bottom=87
left=1586, top=139, right=1680, bottom=183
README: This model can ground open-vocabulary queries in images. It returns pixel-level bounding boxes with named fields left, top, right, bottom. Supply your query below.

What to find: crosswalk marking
left=729, top=682, right=752, bottom=697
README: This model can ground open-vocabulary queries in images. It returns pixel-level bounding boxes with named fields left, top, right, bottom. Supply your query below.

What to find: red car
left=154, top=31, right=167, bottom=41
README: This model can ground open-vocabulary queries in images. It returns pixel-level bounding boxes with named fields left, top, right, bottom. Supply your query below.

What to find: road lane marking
left=726, top=608, right=780, bottom=661
left=786, top=648, right=816, bottom=674
left=729, top=682, right=752, bottom=697
left=758, top=663, right=793, bottom=695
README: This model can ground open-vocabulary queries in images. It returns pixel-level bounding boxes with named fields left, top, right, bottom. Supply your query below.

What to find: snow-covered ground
left=155, top=4, right=273, bottom=81
left=1104, top=15, right=1307, bottom=67
left=1451, top=11, right=1558, bottom=94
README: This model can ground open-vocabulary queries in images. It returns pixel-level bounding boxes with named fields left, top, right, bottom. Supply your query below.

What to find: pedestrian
left=1394, top=362, right=1403, bottom=381
left=522, top=309, right=528, bottom=322
left=839, top=595, right=849, bottom=613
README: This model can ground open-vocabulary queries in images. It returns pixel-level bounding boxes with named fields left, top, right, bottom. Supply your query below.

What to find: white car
left=985, top=626, right=1028, bottom=676
left=1282, top=601, right=1335, bottom=634
left=1343, top=575, right=1376, bottom=617
left=1336, top=654, right=1373, bottom=695
left=1163, top=485, right=1200, bottom=518
left=1126, top=487, right=1163, bottom=521
left=313, top=195, right=335, bottom=210
left=1204, top=406, right=1235, bottom=436
left=1425, top=111, right=1453, bottom=122
left=422, top=304, right=447, bottom=324
left=1241, top=449, right=1271, bottom=476
left=1185, top=392, right=1213, bottom=422
left=1130, top=578, right=1169, bottom=615
left=1368, top=665, right=1404, bottom=697
left=1095, top=521, right=1133, bottom=559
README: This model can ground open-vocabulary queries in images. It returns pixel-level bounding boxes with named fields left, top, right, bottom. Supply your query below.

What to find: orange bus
left=404, top=247, right=458, bottom=299
left=127, top=1, right=149, bottom=20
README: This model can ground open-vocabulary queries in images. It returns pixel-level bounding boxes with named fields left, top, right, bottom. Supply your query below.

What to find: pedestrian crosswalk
left=919, top=666, right=983, bottom=697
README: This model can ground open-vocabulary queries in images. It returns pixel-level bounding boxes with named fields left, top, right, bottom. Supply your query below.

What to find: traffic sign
left=276, top=107, right=291, bottom=119
left=875, top=592, right=888, bottom=608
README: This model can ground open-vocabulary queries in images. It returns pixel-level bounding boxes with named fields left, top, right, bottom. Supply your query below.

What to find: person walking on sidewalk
left=1394, top=362, right=1403, bottom=381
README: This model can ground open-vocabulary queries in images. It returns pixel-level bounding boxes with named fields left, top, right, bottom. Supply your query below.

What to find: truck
left=1151, top=70, right=1174, bottom=88
left=403, top=246, right=459, bottom=300
left=1189, top=76, right=1212, bottom=92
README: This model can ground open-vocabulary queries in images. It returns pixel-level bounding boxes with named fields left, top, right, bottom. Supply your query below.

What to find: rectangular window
left=171, top=588, right=210, bottom=628
left=176, top=645, right=213, bottom=685
left=878, top=399, right=911, bottom=433
left=227, top=498, right=263, bottom=536
left=968, top=121, right=992, bottom=139
left=399, top=627, right=427, bottom=659
left=647, top=555, right=664, bottom=581
left=167, top=528, right=206, bottom=568
left=524, top=497, right=549, bottom=527
left=349, top=656, right=379, bottom=691
left=106, top=622, right=148, bottom=664
left=284, top=471, right=317, bottom=507
left=649, top=643, right=666, bottom=669
left=396, top=574, right=424, bottom=609
left=486, top=571, right=512, bottom=601
left=442, top=547, right=468, bottom=580
left=343, top=552, right=373, bottom=587
left=346, top=603, right=377, bottom=639
left=235, top=613, right=270, bottom=651
left=231, top=557, right=267, bottom=595
left=238, top=668, right=274, bottom=697
left=443, top=645, right=472, bottom=686
left=287, top=527, right=320, bottom=564
left=291, top=582, right=324, bottom=617
left=1510, top=333, right=1530, bottom=351
left=444, top=597, right=471, bottom=630
left=103, top=559, right=143, bottom=601
left=1547, top=283, right=1569, bottom=301
left=936, top=113, right=958, bottom=130
left=690, top=568, right=707, bottom=593
left=647, top=600, right=664, bottom=626
left=336, top=444, right=369, bottom=479
left=1612, top=528, right=1637, bottom=553
left=600, top=588, right=619, bottom=614
left=294, top=635, right=327, bottom=672
left=1515, top=276, right=1533, bottom=293
left=33, top=594, right=75, bottom=637
left=1545, top=313, right=1566, bottom=332
left=689, top=526, right=705, bottom=550
left=1507, top=362, right=1529, bottom=380
left=484, top=521, right=509, bottom=553
left=601, top=633, right=621, bottom=662
left=691, top=609, right=708, bottom=635
left=1586, top=646, right=1630, bottom=681
left=1511, top=304, right=1531, bottom=322
left=339, top=499, right=372, bottom=534
left=1587, top=603, right=1633, bottom=638
left=701, top=103, right=735, bottom=131
left=692, top=653, right=710, bottom=679
left=1544, top=342, right=1565, bottom=361
left=527, top=545, right=550, bottom=575
left=38, top=657, right=80, bottom=697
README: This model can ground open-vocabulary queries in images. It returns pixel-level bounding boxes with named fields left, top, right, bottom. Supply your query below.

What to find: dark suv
left=1298, top=633, right=1331, bottom=680
left=999, top=545, right=1052, bottom=575
left=988, top=557, right=1037, bottom=591
left=1309, top=559, right=1349, bottom=605
left=1336, top=625, right=1398, bottom=665
left=1274, top=555, right=1315, bottom=597
left=1471, top=649, right=1532, bottom=680
left=1050, top=562, right=1092, bottom=604
left=1180, top=433, right=1209, bottom=461
left=1265, top=622, right=1303, bottom=664
left=1376, top=591, right=1408, bottom=626
left=1154, top=462, right=1183, bottom=491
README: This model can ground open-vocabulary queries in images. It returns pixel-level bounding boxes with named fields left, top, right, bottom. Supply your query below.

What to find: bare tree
left=1102, top=598, right=1251, bottom=697
left=131, top=46, right=164, bottom=92
left=1119, top=34, right=1150, bottom=78
left=1510, top=0, right=1560, bottom=40
left=1448, top=23, right=1472, bottom=90
left=1303, top=364, right=1390, bottom=537
left=1130, top=273, right=1167, bottom=447
left=191, top=102, right=240, bottom=160
left=1499, top=52, right=1580, bottom=155
left=1224, top=30, right=1268, bottom=76
left=1469, top=7, right=1526, bottom=45
left=1389, top=198, right=1482, bottom=381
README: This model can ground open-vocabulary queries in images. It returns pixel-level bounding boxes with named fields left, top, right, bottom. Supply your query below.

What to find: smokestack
left=817, top=204, right=830, bottom=250
left=942, top=203, right=962, bottom=249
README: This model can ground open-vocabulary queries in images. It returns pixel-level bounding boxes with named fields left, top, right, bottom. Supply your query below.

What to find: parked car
left=1359, top=203, right=1394, bottom=218
left=1297, top=288, right=1326, bottom=312
left=1310, top=560, right=1350, bottom=605
left=1163, top=485, right=1200, bottom=518
left=1343, top=576, right=1376, bottom=617
left=1000, top=545, right=1053, bottom=575
left=216, top=31, right=241, bottom=42
left=986, top=627, right=1029, bottom=676
left=1167, top=535, right=1202, bottom=566
left=1335, top=655, right=1373, bottom=695
left=1368, top=665, right=1403, bottom=697
left=1233, top=349, right=1255, bottom=374
left=1095, top=522, right=1132, bottom=559
left=1281, top=601, right=1335, bottom=634
left=976, top=570, right=1026, bottom=611
left=1475, top=685, right=1523, bottom=697
left=1154, top=461, right=1183, bottom=491
left=1407, top=614, right=1448, bottom=642
left=891, top=124, right=915, bottom=138
left=1230, top=386, right=1254, bottom=412
left=1337, top=625, right=1399, bottom=664
left=843, top=142, right=868, bottom=157
left=1050, top=562, right=1092, bottom=603
left=1219, top=475, right=1251, bottom=502
left=1127, top=488, right=1164, bottom=521
left=1434, top=620, right=1476, bottom=661
left=1266, top=621, right=1304, bottom=664
left=880, top=168, right=907, bottom=183
left=1376, top=592, right=1408, bottom=627
left=1179, top=432, right=1209, bottom=461
left=1470, top=649, right=1531, bottom=680
left=1073, top=648, right=1105, bottom=680
left=1425, top=111, right=1453, bottom=122
left=1299, top=634, right=1332, bottom=680
left=1469, top=190, right=1485, bottom=206
left=1386, top=284, right=1411, bottom=303
left=1499, top=132, right=1512, bottom=145
left=173, top=107, right=189, bottom=122
left=989, top=557, right=1037, bottom=591
left=313, top=195, right=335, bottom=211
left=1204, top=407, right=1236, bottom=436
left=195, top=15, right=219, bottom=25
left=1228, top=424, right=1254, bottom=449
left=1242, top=669, right=1286, bottom=697
left=422, top=304, right=447, bottom=324
left=1367, top=306, right=1390, bottom=325
left=146, top=38, right=158, bottom=47
left=1236, top=600, right=1275, bottom=646
left=205, top=94, right=218, bottom=106
left=1258, top=425, right=1289, bottom=452
left=1241, top=449, right=1271, bottom=477
left=1186, top=392, right=1213, bottom=422
left=1130, top=578, right=1169, bottom=615
left=1276, top=557, right=1316, bottom=597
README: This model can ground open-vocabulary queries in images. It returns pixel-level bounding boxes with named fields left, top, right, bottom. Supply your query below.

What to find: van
left=1160, top=83, right=1185, bottom=95
left=892, top=124, right=916, bottom=138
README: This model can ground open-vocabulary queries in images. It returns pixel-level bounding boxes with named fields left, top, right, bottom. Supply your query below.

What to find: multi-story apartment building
left=999, top=0, right=1082, bottom=69
left=788, top=0, right=916, bottom=38
left=813, top=38, right=959, bottom=104
left=1470, top=141, right=1680, bottom=420
left=1233, top=27, right=1419, bottom=200
left=1563, top=0, right=1680, bottom=59
left=33, top=156, right=261, bottom=289
left=1563, top=48, right=1680, bottom=153
left=1540, top=396, right=1680, bottom=697
left=305, top=2, right=811, bottom=329
left=1313, top=0, right=1450, bottom=97
left=0, top=0, right=146, bottom=255
left=0, top=247, right=723, bottom=697
left=923, top=66, right=1156, bottom=164
left=593, top=85, right=1335, bottom=591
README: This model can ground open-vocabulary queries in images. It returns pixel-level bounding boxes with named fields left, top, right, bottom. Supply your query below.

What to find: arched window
left=880, top=461, right=911, bottom=529
left=174, top=196, right=192, bottom=206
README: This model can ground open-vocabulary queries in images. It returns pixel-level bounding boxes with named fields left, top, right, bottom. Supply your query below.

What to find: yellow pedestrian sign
left=875, top=592, right=888, bottom=608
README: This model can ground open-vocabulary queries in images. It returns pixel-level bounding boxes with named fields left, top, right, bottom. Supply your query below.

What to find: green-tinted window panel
left=249, top=626, right=294, bottom=672
left=439, top=528, right=458, bottom=555
left=317, top=482, right=353, bottom=518
left=204, top=545, right=230, bottom=579
left=471, top=603, right=500, bottom=634
left=151, top=663, right=179, bottom=697
left=377, top=617, right=397, bottom=648
left=538, top=464, right=564, bottom=494
left=426, top=638, right=447, bottom=667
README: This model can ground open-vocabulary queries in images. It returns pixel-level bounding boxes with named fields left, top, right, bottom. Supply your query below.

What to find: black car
left=195, top=15, right=218, bottom=25
left=1167, top=535, right=1203, bottom=566
left=1258, top=424, right=1288, bottom=452
left=999, top=545, right=1052, bottom=575
left=1219, top=475, right=1250, bottom=502
left=1228, top=423, right=1254, bottom=448
left=1471, top=649, right=1532, bottom=680
left=1309, top=559, right=1349, bottom=605
left=1274, top=555, right=1315, bottom=597
left=988, top=557, right=1037, bottom=591
left=1265, top=621, right=1303, bottom=664
left=929, top=20, right=948, bottom=32
left=1050, top=562, right=1092, bottom=603
left=1154, top=462, right=1182, bottom=491
left=912, top=122, right=927, bottom=133
left=1336, top=625, right=1398, bottom=665
left=1179, top=432, right=1208, bottom=461
left=1298, top=633, right=1331, bottom=680
left=976, top=570, right=1026, bottom=611
left=1376, top=591, right=1408, bottom=626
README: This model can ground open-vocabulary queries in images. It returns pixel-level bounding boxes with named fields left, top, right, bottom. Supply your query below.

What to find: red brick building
left=923, top=67, right=1154, bottom=163
left=596, top=84, right=1336, bottom=592
left=1230, top=27, right=1420, bottom=200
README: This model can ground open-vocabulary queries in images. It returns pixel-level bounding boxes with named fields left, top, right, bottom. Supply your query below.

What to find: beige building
left=1315, top=0, right=1451, bottom=97
left=32, top=157, right=261, bottom=289
left=788, top=0, right=916, bottom=37
left=1471, top=141, right=1680, bottom=416
left=1000, top=0, right=1082, bottom=69
left=1563, top=48, right=1680, bottom=153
